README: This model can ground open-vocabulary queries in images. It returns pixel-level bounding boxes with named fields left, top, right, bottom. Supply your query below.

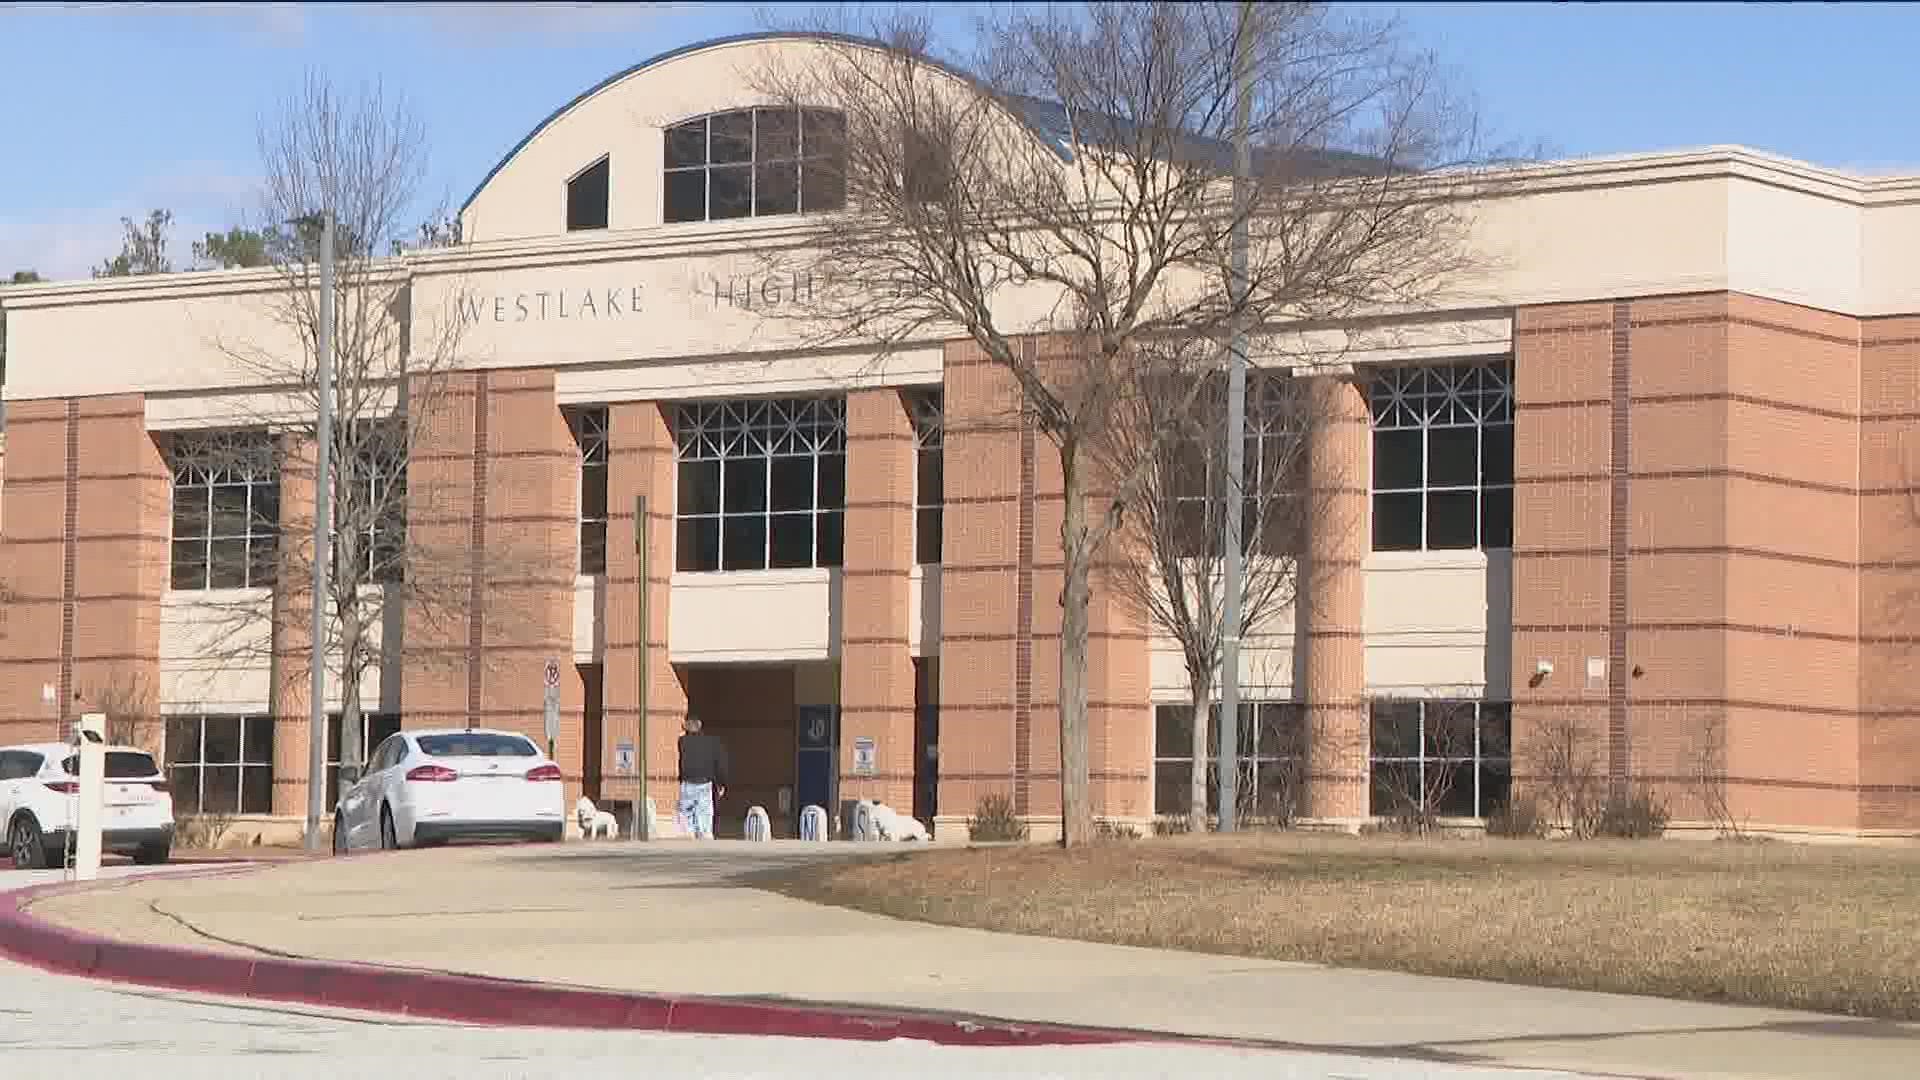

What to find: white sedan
left=332, top=728, right=566, bottom=852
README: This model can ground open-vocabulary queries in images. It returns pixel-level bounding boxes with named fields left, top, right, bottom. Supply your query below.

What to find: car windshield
left=61, top=751, right=160, bottom=779
left=415, top=734, right=538, bottom=758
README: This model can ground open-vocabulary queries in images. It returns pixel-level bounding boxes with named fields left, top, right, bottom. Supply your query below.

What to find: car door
left=338, top=745, right=381, bottom=850
left=355, top=736, right=403, bottom=845
left=0, top=752, right=25, bottom=830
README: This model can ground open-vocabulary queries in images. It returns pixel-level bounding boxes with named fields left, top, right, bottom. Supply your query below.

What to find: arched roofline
left=460, top=30, right=1074, bottom=213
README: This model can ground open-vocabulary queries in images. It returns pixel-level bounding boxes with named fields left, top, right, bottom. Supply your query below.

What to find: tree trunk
left=1187, top=668, right=1212, bottom=835
left=1057, top=441, right=1095, bottom=848
left=339, top=602, right=365, bottom=788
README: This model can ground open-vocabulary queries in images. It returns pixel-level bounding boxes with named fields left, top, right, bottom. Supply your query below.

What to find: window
left=1152, top=701, right=1304, bottom=821
left=1369, top=360, right=1514, bottom=551
left=417, top=732, right=538, bottom=758
left=60, top=751, right=161, bottom=779
left=1161, top=373, right=1310, bottom=558
left=566, top=156, right=610, bottom=231
left=165, top=714, right=274, bottom=815
left=911, top=391, right=943, bottom=564
left=663, top=107, right=846, bottom=224
left=325, top=712, right=402, bottom=805
left=1368, top=699, right=1512, bottom=819
left=568, top=407, right=610, bottom=574
left=0, top=751, right=42, bottom=780
left=674, top=397, right=847, bottom=572
left=336, top=420, right=406, bottom=584
left=169, top=430, right=280, bottom=590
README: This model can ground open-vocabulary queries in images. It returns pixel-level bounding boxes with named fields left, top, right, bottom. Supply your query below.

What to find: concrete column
left=269, top=433, right=315, bottom=816
left=604, top=401, right=688, bottom=822
left=838, top=389, right=917, bottom=810
left=1302, top=376, right=1370, bottom=820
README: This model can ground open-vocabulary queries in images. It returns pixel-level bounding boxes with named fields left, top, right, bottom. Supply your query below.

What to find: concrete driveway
left=22, top=840, right=1920, bottom=1079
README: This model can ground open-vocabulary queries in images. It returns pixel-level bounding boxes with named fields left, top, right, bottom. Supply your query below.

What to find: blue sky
left=2, top=2, right=1914, bottom=281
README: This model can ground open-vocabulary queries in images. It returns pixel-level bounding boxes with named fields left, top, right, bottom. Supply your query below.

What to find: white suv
left=0, top=743, right=175, bottom=870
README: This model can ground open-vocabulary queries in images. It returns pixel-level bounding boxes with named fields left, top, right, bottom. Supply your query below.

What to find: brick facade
left=5, top=292, right=1920, bottom=838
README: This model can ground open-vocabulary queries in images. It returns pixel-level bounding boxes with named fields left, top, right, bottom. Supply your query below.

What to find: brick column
left=838, top=389, right=917, bottom=809
left=1302, top=376, right=1370, bottom=820
left=403, top=371, right=482, bottom=731
left=604, top=401, right=687, bottom=825
left=269, top=433, right=315, bottom=816
left=935, top=343, right=1025, bottom=828
left=0, top=400, right=77, bottom=741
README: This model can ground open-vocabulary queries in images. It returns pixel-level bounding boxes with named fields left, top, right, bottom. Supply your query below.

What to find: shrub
left=967, top=793, right=1028, bottom=842
left=1094, top=819, right=1140, bottom=842
left=1597, top=789, right=1669, bottom=839
left=1485, top=796, right=1548, bottom=839
left=1152, top=815, right=1190, bottom=836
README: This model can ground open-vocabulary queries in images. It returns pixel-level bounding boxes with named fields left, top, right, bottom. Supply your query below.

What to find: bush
left=967, top=793, right=1028, bottom=842
left=1597, top=789, right=1669, bottom=839
left=1094, top=819, right=1140, bottom=842
left=1485, top=796, right=1549, bottom=838
left=1152, top=815, right=1191, bottom=837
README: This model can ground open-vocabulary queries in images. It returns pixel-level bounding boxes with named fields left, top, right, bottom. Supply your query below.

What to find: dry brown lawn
left=765, top=832, right=1920, bottom=1019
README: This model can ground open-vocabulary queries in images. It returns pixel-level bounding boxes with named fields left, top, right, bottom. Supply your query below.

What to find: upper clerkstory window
left=663, top=108, right=847, bottom=224
left=567, top=156, right=610, bottom=231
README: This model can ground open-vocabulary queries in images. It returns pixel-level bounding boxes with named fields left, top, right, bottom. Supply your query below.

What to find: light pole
left=1217, top=0, right=1255, bottom=833
left=303, top=211, right=336, bottom=852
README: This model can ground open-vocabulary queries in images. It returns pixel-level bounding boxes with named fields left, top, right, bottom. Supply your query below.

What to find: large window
left=663, top=107, right=847, bottom=224
left=1368, top=699, right=1512, bottom=819
left=341, top=420, right=407, bottom=584
left=1369, top=360, right=1514, bottom=551
left=911, top=391, right=943, bottom=564
left=1162, top=373, right=1309, bottom=558
left=1153, top=701, right=1304, bottom=821
left=568, top=407, right=609, bottom=574
left=326, top=712, right=402, bottom=805
left=674, top=397, right=847, bottom=572
left=567, top=156, right=610, bottom=231
left=165, top=714, right=274, bottom=815
left=169, top=430, right=280, bottom=590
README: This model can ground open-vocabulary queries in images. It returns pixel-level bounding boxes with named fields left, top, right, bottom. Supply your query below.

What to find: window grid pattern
left=1152, top=702, right=1303, bottom=821
left=169, top=430, right=280, bottom=591
left=569, top=407, right=610, bottom=574
left=674, top=398, right=847, bottom=572
left=1369, top=360, right=1515, bottom=552
left=663, top=107, right=847, bottom=224
left=165, top=714, right=274, bottom=815
left=348, top=423, right=407, bottom=584
left=911, top=391, right=943, bottom=565
left=1167, top=373, right=1305, bottom=557
left=326, top=712, right=402, bottom=806
left=1368, top=699, right=1513, bottom=819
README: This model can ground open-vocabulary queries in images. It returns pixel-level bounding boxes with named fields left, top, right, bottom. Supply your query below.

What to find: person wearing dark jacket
left=675, top=715, right=729, bottom=840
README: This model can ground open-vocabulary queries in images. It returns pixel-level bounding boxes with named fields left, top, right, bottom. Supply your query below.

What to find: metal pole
left=634, top=493, right=652, bottom=841
left=305, top=211, right=335, bottom=851
left=1217, top=0, right=1255, bottom=833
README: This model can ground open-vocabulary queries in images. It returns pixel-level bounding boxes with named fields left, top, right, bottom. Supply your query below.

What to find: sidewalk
left=18, top=841, right=1920, bottom=1078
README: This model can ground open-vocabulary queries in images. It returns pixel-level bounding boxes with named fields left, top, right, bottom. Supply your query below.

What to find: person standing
left=676, top=715, right=729, bottom=840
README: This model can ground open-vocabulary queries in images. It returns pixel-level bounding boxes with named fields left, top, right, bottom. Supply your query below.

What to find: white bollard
left=72, top=713, right=107, bottom=881
left=850, top=800, right=877, bottom=842
left=744, top=805, right=772, bottom=842
left=799, top=804, right=829, bottom=842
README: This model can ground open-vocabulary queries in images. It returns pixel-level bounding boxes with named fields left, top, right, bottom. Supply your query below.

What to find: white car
left=0, top=742, right=175, bottom=870
left=333, top=728, right=566, bottom=852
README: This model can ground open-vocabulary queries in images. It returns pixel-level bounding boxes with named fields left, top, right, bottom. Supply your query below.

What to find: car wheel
left=380, top=806, right=400, bottom=851
left=9, top=817, right=47, bottom=871
left=132, top=839, right=171, bottom=866
left=331, top=815, right=348, bottom=855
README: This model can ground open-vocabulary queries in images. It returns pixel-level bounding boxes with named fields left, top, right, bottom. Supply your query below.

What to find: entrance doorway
left=913, top=658, right=939, bottom=825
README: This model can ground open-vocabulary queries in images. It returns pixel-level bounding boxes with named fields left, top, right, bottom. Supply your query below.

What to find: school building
left=2, top=33, right=1918, bottom=841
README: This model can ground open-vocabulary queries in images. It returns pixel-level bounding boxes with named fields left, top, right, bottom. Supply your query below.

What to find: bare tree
left=749, top=3, right=1500, bottom=844
left=1104, top=369, right=1321, bottom=832
left=75, top=668, right=157, bottom=749
left=187, top=72, right=540, bottom=787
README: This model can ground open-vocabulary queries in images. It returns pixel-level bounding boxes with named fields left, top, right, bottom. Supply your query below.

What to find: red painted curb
left=0, top=871, right=1156, bottom=1048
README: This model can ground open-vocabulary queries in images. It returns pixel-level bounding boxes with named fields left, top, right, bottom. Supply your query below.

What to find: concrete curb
left=0, top=868, right=1158, bottom=1048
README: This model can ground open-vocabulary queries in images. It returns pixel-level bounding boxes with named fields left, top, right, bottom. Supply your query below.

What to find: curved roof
left=460, top=31, right=1075, bottom=213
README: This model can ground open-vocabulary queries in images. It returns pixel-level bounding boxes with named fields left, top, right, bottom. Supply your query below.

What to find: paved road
left=0, top=955, right=1583, bottom=1079
left=0, top=862, right=1590, bottom=1078
left=37, top=842, right=1920, bottom=1079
